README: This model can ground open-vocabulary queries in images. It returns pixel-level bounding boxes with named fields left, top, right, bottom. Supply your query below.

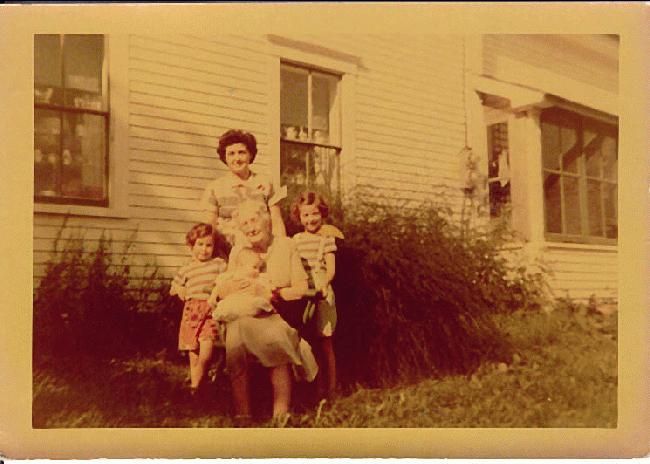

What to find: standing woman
left=200, top=129, right=286, bottom=246
left=217, top=200, right=318, bottom=424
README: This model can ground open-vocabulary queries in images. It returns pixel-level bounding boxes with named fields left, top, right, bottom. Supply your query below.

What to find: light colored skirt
left=224, top=313, right=318, bottom=382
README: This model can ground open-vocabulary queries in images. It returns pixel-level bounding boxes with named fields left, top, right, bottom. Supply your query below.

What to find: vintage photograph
left=31, top=31, right=619, bottom=429
left=1, top=2, right=648, bottom=459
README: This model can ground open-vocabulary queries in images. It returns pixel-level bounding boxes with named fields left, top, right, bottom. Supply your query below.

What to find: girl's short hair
left=186, top=223, right=218, bottom=247
left=217, top=129, right=258, bottom=164
left=290, top=191, right=330, bottom=224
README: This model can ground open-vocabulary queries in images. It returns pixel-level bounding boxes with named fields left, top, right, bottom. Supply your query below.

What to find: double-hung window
left=279, top=62, right=342, bottom=209
left=541, top=107, right=618, bottom=243
left=34, top=34, right=109, bottom=206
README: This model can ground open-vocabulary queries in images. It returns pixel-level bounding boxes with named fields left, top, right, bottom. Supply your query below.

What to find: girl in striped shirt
left=291, top=191, right=343, bottom=400
left=170, top=223, right=227, bottom=395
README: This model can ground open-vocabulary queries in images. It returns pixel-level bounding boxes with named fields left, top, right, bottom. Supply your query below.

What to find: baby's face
left=237, top=252, right=262, bottom=276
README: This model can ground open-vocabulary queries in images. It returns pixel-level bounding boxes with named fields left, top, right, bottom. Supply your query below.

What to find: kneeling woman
left=210, top=200, right=317, bottom=423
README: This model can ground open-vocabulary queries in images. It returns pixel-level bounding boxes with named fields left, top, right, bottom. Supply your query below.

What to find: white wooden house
left=33, top=33, right=618, bottom=303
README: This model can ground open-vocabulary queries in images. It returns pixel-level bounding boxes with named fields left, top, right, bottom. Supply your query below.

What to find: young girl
left=170, top=223, right=227, bottom=395
left=290, top=191, right=343, bottom=400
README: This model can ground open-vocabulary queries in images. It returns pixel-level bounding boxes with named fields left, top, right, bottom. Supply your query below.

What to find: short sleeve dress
left=200, top=170, right=280, bottom=245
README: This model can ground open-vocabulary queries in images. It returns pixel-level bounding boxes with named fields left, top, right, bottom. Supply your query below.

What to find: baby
left=209, top=247, right=274, bottom=322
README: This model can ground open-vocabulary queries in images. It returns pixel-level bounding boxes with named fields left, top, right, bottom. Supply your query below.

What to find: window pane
left=312, top=72, right=340, bottom=145
left=543, top=172, right=562, bottom=233
left=34, top=35, right=64, bottom=106
left=34, top=109, right=62, bottom=196
left=488, top=181, right=511, bottom=219
left=587, top=180, right=603, bottom=236
left=603, top=183, right=617, bottom=238
left=563, top=176, right=581, bottom=235
left=541, top=121, right=560, bottom=170
left=312, top=145, right=340, bottom=202
left=602, top=135, right=617, bottom=182
left=487, top=122, right=508, bottom=179
left=63, top=112, right=107, bottom=201
left=280, top=65, right=308, bottom=139
left=35, top=35, right=62, bottom=87
left=584, top=128, right=602, bottom=177
left=560, top=125, right=578, bottom=173
left=281, top=141, right=340, bottom=206
left=64, top=35, right=106, bottom=110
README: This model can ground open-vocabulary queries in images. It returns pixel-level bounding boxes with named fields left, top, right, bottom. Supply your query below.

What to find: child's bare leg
left=231, top=370, right=251, bottom=417
left=269, top=364, right=292, bottom=418
left=192, top=339, right=214, bottom=389
left=321, top=337, right=337, bottom=397
left=316, top=337, right=337, bottom=399
left=188, top=349, right=200, bottom=388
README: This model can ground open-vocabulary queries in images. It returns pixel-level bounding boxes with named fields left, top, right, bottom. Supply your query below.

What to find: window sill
left=541, top=241, right=618, bottom=253
left=34, top=202, right=129, bottom=219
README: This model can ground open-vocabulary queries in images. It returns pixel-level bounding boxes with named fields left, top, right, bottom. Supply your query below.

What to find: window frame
left=279, top=61, right=343, bottom=211
left=267, top=35, right=359, bottom=209
left=34, top=34, right=129, bottom=219
left=541, top=107, right=618, bottom=245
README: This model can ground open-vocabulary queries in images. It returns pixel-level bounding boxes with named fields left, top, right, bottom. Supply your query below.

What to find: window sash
left=280, top=139, right=342, bottom=206
left=541, top=108, right=617, bottom=243
left=34, top=34, right=109, bottom=207
left=280, top=62, right=341, bottom=148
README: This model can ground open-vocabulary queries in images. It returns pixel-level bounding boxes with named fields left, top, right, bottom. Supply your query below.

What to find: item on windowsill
left=75, top=124, right=86, bottom=137
left=34, top=87, right=53, bottom=104
left=299, top=127, right=308, bottom=141
left=313, top=130, right=325, bottom=144
left=285, top=126, right=297, bottom=140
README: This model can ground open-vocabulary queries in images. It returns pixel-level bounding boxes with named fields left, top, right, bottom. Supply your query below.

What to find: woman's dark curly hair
left=290, top=191, right=330, bottom=225
left=217, top=129, right=258, bottom=164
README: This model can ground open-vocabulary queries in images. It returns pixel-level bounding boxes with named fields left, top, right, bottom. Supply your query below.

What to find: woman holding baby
left=182, top=129, right=317, bottom=426
left=210, top=200, right=318, bottom=425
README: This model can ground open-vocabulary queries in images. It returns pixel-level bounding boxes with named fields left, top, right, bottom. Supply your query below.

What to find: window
left=34, top=34, right=109, bottom=206
left=280, top=62, right=342, bottom=210
left=486, top=121, right=511, bottom=219
left=541, top=108, right=618, bottom=243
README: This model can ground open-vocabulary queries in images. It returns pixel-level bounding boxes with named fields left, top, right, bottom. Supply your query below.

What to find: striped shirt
left=293, top=232, right=337, bottom=274
left=172, top=257, right=227, bottom=301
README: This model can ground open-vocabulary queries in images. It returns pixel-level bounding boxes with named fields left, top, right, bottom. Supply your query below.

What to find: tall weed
left=33, top=218, right=175, bottom=361
left=332, top=193, right=550, bottom=387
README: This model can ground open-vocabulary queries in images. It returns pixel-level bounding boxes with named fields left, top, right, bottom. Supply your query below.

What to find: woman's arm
left=274, top=242, right=308, bottom=300
left=269, top=204, right=287, bottom=238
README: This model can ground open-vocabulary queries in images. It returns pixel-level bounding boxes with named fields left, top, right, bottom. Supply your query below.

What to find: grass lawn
left=32, top=305, right=616, bottom=428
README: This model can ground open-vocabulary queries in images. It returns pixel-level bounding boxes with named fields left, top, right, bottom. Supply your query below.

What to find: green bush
left=33, top=219, right=178, bottom=361
left=332, top=194, right=549, bottom=388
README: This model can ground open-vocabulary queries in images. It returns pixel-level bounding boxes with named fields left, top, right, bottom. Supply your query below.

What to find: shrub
left=33, top=219, right=177, bottom=361
left=332, top=193, right=550, bottom=388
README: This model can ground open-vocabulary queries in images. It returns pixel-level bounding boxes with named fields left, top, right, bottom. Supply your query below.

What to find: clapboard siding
left=482, top=34, right=618, bottom=95
left=544, top=247, right=618, bottom=301
left=351, top=34, right=466, bottom=209
left=32, top=34, right=467, bottom=286
left=33, top=33, right=618, bottom=305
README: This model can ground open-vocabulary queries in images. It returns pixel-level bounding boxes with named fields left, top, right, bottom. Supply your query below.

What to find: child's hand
left=320, top=285, right=329, bottom=299
left=207, top=287, right=219, bottom=308
left=270, top=287, right=283, bottom=304
left=170, top=282, right=187, bottom=301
